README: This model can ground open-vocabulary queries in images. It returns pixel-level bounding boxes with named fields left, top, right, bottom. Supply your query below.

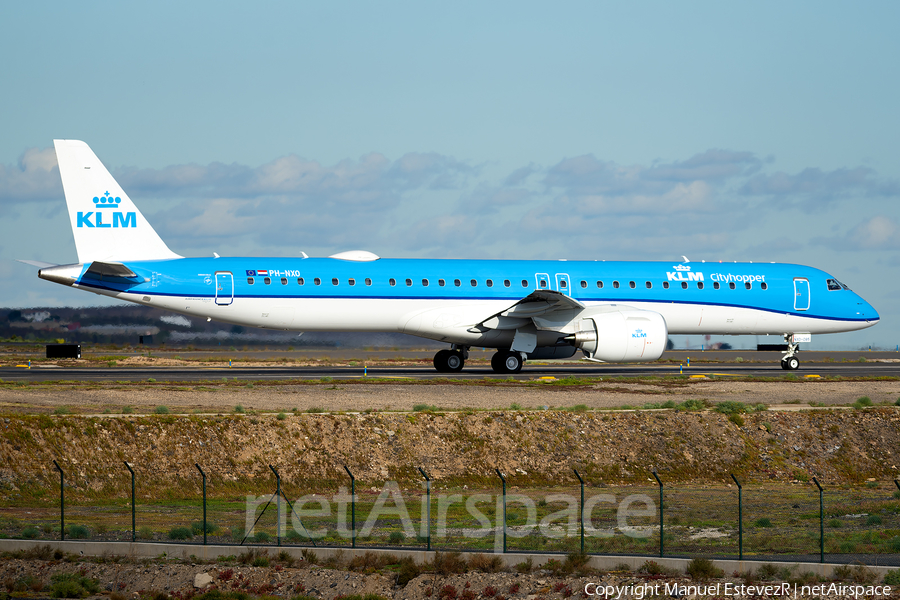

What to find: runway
left=1, top=350, right=899, bottom=382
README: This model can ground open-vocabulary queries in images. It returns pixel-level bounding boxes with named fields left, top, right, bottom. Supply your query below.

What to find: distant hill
left=0, top=306, right=440, bottom=348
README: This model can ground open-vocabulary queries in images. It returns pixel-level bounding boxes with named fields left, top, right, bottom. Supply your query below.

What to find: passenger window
left=438, top=279, right=445, bottom=287
left=613, top=281, right=620, bottom=288
left=761, top=282, right=767, bottom=290
left=454, top=279, right=461, bottom=287
left=471, top=279, right=478, bottom=287
left=297, top=277, right=304, bottom=285
left=713, top=282, right=720, bottom=290
left=332, top=278, right=339, bottom=286
left=422, top=279, right=429, bottom=287
left=629, top=281, right=635, bottom=289
left=486, top=279, right=493, bottom=287
left=247, top=277, right=254, bottom=285
left=281, top=277, right=288, bottom=285
left=349, top=278, right=356, bottom=286
left=365, top=278, right=372, bottom=286
left=597, top=281, right=603, bottom=288
left=560, top=280, right=567, bottom=289
left=406, top=278, right=412, bottom=286
left=314, top=277, right=321, bottom=286
left=745, top=282, right=751, bottom=290
left=521, top=280, right=528, bottom=287
left=581, top=280, right=587, bottom=288
left=646, top=282, right=652, bottom=289
left=539, top=280, right=547, bottom=289
left=504, top=280, right=511, bottom=287
left=662, top=281, right=669, bottom=289
left=264, top=277, right=271, bottom=285
left=697, top=282, right=703, bottom=290
left=729, top=282, right=736, bottom=290
left=681, top=281, right=687, bottom=289
left=389, top=278, right=396, bottom=286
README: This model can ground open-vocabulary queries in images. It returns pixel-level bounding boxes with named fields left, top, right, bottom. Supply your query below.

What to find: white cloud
left=817, top=215, right=900, bottom=251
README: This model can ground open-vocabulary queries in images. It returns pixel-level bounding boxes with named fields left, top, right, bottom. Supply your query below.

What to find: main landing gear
left=781, top=334, right=800, bottom=370
left=491, top=350, right=525, bottom=374
left=434, top=346, right=467, bottom=373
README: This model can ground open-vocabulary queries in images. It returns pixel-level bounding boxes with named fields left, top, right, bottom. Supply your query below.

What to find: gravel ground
left=0, top=380, right=898, bottom=414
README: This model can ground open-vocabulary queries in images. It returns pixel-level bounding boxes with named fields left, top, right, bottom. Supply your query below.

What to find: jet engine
left=572, top=309, right=668, bottom=362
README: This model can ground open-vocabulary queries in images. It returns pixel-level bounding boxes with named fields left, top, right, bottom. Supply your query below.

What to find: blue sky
left=1, top=1, right=898, bottom=349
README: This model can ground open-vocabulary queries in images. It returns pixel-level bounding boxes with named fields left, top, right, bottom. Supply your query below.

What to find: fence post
left=53, top=460, right=64, bottom=541
left=418, top=467, right=431, bottom=551
left=125, top=462, right=136, bottom=542
left=495, top=468, right=507, bottom=554
left=813, top=477, right=824, bottom=563
left=269, top=465, right=281, bottom=546
left=195, top=464, right=207, bottom=545
left=343, top=465, right=356, bottom=548
left=894, top=479, right=900, bottom=492
left=573, top=469, right=585, bottom=555
left=731, top=474, right=742, bottom=560
left=652, top=470, right=663, bottom=558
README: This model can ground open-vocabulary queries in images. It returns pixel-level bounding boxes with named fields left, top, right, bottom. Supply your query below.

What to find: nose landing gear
left=781, top=334, right=801, bottom=370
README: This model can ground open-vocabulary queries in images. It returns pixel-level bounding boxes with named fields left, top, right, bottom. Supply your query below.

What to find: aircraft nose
left=856, top=298, right=879, bottom=323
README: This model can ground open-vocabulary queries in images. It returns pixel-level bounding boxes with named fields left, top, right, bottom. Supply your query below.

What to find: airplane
left=27, top=140, right=879, bottom=374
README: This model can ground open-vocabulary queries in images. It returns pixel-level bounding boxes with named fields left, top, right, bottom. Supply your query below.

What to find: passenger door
left=555, top=273, right=571, bottom=296
left=793, top=278, right=810, bottom=311
left=215, top=271, right=234, bottom=305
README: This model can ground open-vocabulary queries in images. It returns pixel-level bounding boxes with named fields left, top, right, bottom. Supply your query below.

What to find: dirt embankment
left=1, top=408, right=899, bottom=491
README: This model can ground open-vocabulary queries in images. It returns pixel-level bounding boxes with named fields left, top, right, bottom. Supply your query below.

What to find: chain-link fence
left=4, top=464, right=899, bottom=566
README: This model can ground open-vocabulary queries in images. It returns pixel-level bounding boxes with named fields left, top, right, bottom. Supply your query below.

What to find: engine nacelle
left=575, top=310, right=668, bottom=362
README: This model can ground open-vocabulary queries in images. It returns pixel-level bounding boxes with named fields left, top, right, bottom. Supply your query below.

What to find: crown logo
left=672, top=264, right=691, bottom=271
left=92, top=191, right=122, bottom=208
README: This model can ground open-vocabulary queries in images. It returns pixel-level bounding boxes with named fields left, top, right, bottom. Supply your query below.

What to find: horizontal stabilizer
left=17, top=259, right=59, bottom=269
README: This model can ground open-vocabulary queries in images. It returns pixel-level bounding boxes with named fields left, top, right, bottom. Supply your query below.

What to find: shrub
left=306, top=407, right=325, bottom=413
left=884, top=570, right=900, bottom=586
left=122, top=406, right=134, bottom=414
left=277, top=412, right=287, bottom=420
left=168, top=526, right=193, bottom=540
left=67, top=524, right=89, bottom=539
left=515, top=557, right=534, bottom=573
left=50, top=572, right=100, bottom=598
left=21, top=526, right=40, bottom=539
left=191, top=521, right=219, bottom=535
left=637, top=560, right=678, bottom=576
left=828, top=519, right=842, bottom=528
left=468, top=553, right=504, bottom=573
left=431, top=551, right=468, bottom=575
left=234, top=405, right=245, bottom=413
left=285, top=529, right=303, bottom=542
left=854, top=397, right=873, bottom=409
left=714, top=401, right=748, bottom=415
left=867, top=515, right=882, bottom=526
left=756, top=563, right=780, bottom=581
left=254, top=531, right=271, bottom=543
left=138, top=526, right=153, bottom=539
left=154, top=405, right=170, bottom=414
left=252, top=555, right=270, bottom=567
left=396, top=556, right=420, bottom=586
left=54, top=407, right=71, bottom=415
left=754, top=517, right=773, bottom=528
left=832, top=563, right=877, bottom=584
left=728, top=413, right=745, bottom=427
left=686, top=557, right=724, bottom=580
left=388, top=531, right=404, bottom=544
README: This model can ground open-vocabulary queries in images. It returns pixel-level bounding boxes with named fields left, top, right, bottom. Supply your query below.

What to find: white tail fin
left=54, top=139, right=182, bottom=263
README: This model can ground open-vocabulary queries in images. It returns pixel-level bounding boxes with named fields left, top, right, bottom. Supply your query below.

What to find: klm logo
left=666, top=264, right=704, bottom=282
left=76, top=192, right=136, bottom=228
left=632, top=328, right=647, bottom=339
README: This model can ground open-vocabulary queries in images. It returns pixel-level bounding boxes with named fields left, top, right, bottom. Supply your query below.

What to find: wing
left=477, top=290, right=585, bottom=331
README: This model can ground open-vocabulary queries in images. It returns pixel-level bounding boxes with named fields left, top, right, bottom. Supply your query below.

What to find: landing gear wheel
left=784, top=356, right=800, bottom=371
left=433, top=349, right=465, bottom=373
left=492, top=350, right=524, bottom=374
left=433, top=350, right=451, bottom=373
left=445, top=351, right=464, bottom=372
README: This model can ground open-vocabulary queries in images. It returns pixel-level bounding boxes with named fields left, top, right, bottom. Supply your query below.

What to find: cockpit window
left=839, top=280, right=851, bottom=291
left=826, top=279, right=842, bottom=291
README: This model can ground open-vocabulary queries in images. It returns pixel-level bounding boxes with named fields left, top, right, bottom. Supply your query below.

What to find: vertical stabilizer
left=54, top=139, right=182, bottom=263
